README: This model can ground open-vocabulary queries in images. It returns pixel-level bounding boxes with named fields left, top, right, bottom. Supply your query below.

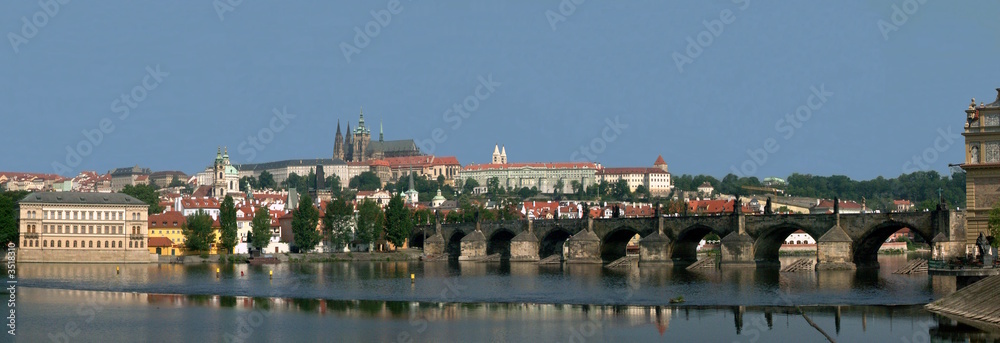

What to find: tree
left=258, top=171, right=277, bottom=190
left=283, top=172, right=308, bottom=192
left=323, top=197, right=354, bottom=252
left=168, top=175, right=186, bottom=188
left=487, top=177, right=501, bottom=195
left=326, top=175, right=342, bottom=194
left=291, top=194, right=321, bottom=252
left=462, top=178, right=479, bottom=194
left=989, top=202, right=1000, bottom=248
left=349, top=171, right=382, bottom=191
left=219, top=195, right=238, bottom=254
left=355, top=200, right=384, bottom=251
left=182, top=210, right=215, bottom=253
left=634, top=185, right=651, bottom=199
left=250, top=205, right=272, bottom=253
left=384, top=195, right=413, bottom=250
left=121, top=184, right=163, bottom=214
left=0, top=191, right=29, bottom=247
left=240, top=176, right=258, bottom=191
left=612, top=179, right=630, bottom=201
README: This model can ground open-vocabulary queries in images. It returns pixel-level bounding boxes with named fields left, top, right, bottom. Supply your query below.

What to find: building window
left=73, top=241, right=77, bottom=248
left=57, top=241, right=61, bottom=248
left=105, top=241, right=109, bottom=248
left=43, top=240, right=47, bottom=247
left=89, top=241, right=93, bottom=248
left=988, top=142, right=1000, bottom=163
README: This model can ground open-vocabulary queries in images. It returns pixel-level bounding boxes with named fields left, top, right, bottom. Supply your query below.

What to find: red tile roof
left=654, top=155, right=666, bottom=166
left=148, top=237, right=174, bottom=247
left=598, top=167, right=668, bottom=175
left=149, top=211, right=186, bottom=228
left=814, top=200, right=863, bottom=209
left=463, top=162, right=599, bottom=171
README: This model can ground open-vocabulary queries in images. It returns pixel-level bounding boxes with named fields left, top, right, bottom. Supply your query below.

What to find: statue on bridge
left=833, top=197, right=839, bottom=214
left=764, top=197, right=773, bottom=215
left=977, top=232, right=993, bottom=265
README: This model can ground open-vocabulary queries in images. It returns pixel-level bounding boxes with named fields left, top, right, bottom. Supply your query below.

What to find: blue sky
left=2, top=1, right=998, bottom=180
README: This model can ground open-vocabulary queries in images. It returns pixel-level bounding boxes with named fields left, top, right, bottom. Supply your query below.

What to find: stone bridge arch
left=669, top=224, right=727, bottom=263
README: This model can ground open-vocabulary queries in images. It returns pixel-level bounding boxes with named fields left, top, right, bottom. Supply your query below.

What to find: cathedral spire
left=358, top=106, right=366, bottom=133
left=336, top=120, right=341, bottom=135
left=379, top=119, right=384, bottom=142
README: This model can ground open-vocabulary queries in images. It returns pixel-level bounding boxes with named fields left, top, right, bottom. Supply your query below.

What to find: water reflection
left=18, top=287, right=1000, bottom=342
left=14, top=255, right=947, bottom=307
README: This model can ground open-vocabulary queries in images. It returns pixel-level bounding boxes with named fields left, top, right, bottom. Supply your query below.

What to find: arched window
left=129, top=241, right=132, bottom=248
left=43, top=240, right=47, bottom=248
left=118, top=241, right=122, bottom=248
left=105, top=241, right=109, bottom=248
left=89, top=241, right=93, bottom=248
left=73, top=241, right=77, bottom=248
left=57, top=241, right=62, bottom=248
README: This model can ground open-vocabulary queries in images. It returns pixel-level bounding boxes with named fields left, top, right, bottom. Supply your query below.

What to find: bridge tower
left=960, top=89, right=1000, bottom=253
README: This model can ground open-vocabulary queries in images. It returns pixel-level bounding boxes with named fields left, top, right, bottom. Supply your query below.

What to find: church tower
left=492, top=144, right=501, bottom=164
left=353, top=108, right=371, bottom=162
left=344, top=122, right=353, bottom=162
left=333, top=120, right=344, bottom=160
left=501, top=145, right=507, bottom=164
left=213, top=147, right=237, bottom=198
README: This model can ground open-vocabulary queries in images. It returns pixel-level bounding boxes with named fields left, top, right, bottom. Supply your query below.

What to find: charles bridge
left=411, top=207, right=967, bottom=269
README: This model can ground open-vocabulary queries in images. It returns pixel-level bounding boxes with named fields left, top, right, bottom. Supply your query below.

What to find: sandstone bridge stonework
left=411, top=209, right=966, bottom=269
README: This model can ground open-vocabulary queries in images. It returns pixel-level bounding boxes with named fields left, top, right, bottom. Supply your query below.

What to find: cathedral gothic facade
left=333, top=109, right=422, bottom=163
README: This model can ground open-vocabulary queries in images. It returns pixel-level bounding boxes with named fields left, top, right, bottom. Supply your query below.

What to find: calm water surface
left=10, top=254, right=1000, bottom=342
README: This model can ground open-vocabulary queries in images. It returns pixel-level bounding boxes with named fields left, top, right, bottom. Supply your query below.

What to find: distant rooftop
left=18, top=192, right=146, bottom=206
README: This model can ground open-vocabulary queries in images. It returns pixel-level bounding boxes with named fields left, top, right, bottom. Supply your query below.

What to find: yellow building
left=148, top=211, right=225, bottom=255
left=962, top=89, right=1000, bottom=249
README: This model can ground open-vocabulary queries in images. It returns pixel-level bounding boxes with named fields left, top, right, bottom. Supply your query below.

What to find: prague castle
left=333, top=108, right=421, bottom=162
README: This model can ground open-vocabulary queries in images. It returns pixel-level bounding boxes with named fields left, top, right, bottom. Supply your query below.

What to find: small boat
left=247, top=254, right=280, bottom=265
left=669, top=296, right=685, bottom=304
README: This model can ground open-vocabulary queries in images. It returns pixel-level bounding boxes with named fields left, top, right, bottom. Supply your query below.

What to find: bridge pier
left=424, top=222, right=446, bottom=257
left=639, top=217, right=672, bottom=265
left=459, top=228, right=487, bottom=261
left=816, top=224, right=856, bottom=270
left=719, top=232, right=756, bottom=268
left=566, top=219, right=601, bottom=263
left=510, top=229, right=540, bottom=262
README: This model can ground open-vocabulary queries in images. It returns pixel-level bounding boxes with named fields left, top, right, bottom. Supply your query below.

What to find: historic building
left=383, top=155, right=461, bottom=184
left=459, top=145, right=600, bottom=194
left=333, top=109, right=421, bottom=162
left=962, top=88, right=1000, bottom=249
left=109, top=165, right=151, bottom=192
left=17, top=192, right=152, bottom=263
left=597, top=155, right=673, bottom=196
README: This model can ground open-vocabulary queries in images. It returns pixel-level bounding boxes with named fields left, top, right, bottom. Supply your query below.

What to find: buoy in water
left=241, top=271, right=244, bottom=277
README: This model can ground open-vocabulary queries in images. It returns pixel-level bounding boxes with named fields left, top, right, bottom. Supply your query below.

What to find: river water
left=9, top=254, right=1000, bottom=342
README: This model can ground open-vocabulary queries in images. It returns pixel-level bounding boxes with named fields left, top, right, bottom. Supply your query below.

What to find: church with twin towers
left=333, top=108, right=422, bottom=162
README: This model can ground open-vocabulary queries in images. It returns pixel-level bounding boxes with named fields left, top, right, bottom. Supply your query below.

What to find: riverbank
left=155, top=250, right=423, bottom=264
